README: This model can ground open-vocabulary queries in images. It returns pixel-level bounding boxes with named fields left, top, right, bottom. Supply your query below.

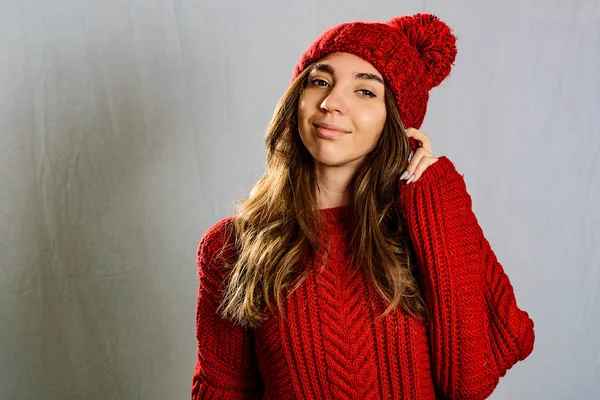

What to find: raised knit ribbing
left=398, top=156, right=535, bottom=399
left=191, top=156, right=535, bottom=399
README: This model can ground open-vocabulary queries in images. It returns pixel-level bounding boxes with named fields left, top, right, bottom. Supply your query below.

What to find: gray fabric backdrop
left=1, top=0, right=598, bottom=399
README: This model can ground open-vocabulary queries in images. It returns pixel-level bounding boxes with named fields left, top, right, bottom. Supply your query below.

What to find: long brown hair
left=217, top=61, right=427, bottom=329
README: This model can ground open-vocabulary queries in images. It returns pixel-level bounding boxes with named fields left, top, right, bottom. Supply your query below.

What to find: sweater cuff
left=400, top=155, right=461, bottom=192
left=397, top=156, right=463, bottom=209
left=418, top=155, right=459, bottom=184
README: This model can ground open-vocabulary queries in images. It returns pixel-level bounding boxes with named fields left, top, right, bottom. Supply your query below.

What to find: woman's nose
left=319, top=88, right=347, bottom=114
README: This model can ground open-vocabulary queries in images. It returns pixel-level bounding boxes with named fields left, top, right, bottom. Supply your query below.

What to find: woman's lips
left=314, top=124, right=350, bottom=139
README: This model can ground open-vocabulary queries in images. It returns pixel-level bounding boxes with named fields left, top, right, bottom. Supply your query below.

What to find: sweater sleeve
left=397, top=156, right=535, bottom=400
left=191, top=218, right=264, bottom=399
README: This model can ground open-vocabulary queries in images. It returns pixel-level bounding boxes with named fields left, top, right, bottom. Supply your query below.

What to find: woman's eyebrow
left=354, top=72, right=384, bottom=85
left=310, top=63, right=384, bottom=85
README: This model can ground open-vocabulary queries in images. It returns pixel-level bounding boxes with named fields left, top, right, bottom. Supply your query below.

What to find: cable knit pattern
left=191, top=156, right=535, bottom=399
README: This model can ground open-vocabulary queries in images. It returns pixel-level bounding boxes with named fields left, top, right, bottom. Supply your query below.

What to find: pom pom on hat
left=388, top=13, right=458, bottom=90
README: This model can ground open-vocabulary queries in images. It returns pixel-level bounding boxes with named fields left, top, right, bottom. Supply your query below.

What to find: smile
left=314, top=123, right=350, bottom=139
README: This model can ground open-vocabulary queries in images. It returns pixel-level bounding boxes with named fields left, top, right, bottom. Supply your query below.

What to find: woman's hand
left=400, top=127, right=439, bottom=184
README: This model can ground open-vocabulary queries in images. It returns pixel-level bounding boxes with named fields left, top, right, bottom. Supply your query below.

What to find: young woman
left=191, top=13, right=535, bottom=400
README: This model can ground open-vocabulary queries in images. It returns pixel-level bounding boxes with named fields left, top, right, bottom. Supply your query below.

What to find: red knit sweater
left=191, top=156, right=535, bottom=399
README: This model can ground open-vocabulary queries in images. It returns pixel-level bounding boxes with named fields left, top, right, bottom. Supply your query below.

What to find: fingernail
left=400, top=171, right=409, bottom=180
left=406, top=174, right=415, bottom=184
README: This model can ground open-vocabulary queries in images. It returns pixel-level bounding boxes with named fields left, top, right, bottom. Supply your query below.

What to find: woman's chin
left=312, top=153, right=349, bottom=167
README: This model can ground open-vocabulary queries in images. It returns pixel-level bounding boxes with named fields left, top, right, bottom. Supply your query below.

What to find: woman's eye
left=310, top=78, right=329, bottom=87
left=358, top=89, right=376, bottom=98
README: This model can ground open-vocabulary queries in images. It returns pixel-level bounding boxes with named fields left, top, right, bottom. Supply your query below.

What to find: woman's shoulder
left=197, top=216, right=238, bottom=267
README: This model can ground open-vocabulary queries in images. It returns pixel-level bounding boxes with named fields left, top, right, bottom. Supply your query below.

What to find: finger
left=405, top=128, right=433, bottom=154
left=406, top=156, right=438, bottom=184
left=401, top=148, right=434, bottom=180
left=407, top=147, right=435, bottom=164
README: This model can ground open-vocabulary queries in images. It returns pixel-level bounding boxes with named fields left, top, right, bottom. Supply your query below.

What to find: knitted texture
left=291, top=13, right=458, bottom=153
left=191, top=156, right=535, bottom=399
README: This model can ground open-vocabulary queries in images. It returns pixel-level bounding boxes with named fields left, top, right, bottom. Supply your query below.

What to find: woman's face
left=297, top=52, right=387, bottom=168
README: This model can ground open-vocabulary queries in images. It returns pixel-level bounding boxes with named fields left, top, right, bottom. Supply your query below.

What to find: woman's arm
left=191, top=219, right=264, bottom=399
left=398, top=156, right=535, bottom=400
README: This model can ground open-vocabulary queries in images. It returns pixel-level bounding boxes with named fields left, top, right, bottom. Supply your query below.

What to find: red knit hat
left=291, top=13, right=458, bottom=152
